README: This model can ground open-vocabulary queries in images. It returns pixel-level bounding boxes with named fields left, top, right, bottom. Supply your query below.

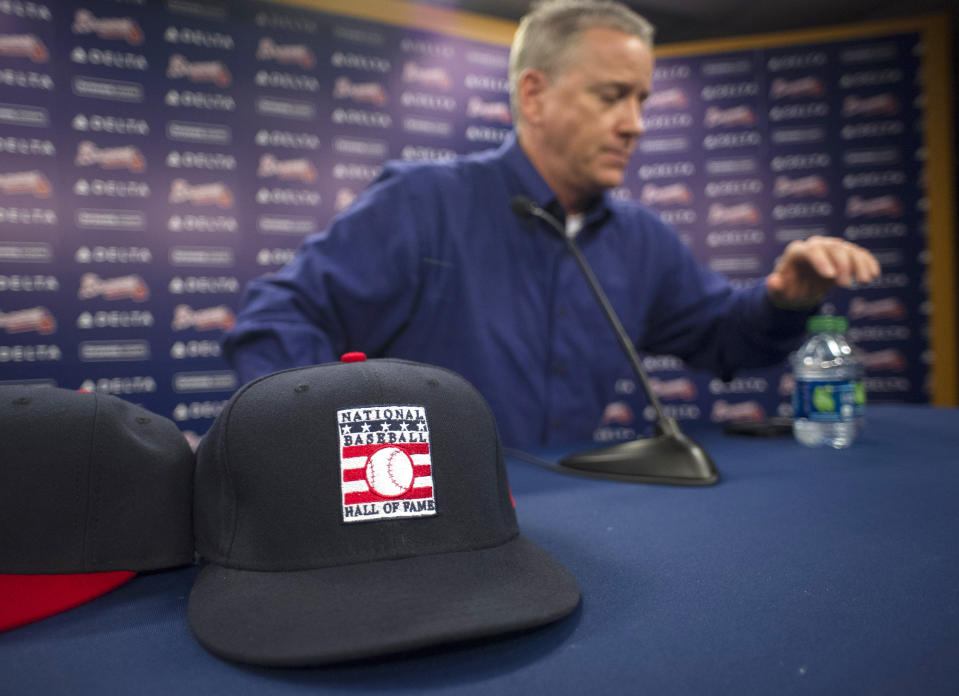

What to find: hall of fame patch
left=337, top=405, right=436, bottom=523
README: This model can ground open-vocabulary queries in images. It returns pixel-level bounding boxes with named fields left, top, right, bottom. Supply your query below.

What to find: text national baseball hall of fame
left=337, top=406, right=436, bottom=523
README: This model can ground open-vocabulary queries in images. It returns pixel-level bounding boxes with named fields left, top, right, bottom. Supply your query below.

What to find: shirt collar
left=498, top=131, right=612, bottom=228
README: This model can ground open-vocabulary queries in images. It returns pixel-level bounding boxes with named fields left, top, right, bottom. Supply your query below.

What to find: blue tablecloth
left=2, top=405, right=958, bottom=695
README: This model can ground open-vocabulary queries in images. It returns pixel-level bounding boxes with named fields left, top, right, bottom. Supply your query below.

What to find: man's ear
left=516, top=68, right=550, bottom=126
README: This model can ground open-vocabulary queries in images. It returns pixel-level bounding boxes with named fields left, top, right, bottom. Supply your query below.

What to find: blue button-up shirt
left=225, top=134, right=807, bottom=447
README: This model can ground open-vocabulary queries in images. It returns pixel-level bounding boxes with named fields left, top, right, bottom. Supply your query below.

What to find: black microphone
left=510, top=195, right=718, bottom=486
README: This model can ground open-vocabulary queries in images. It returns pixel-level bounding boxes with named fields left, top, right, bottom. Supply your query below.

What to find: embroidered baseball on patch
left=338, top=405, right=436, bottom=523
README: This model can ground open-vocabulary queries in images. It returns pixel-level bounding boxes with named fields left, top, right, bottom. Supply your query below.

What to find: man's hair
left=508, top=0, right=655, bottom=121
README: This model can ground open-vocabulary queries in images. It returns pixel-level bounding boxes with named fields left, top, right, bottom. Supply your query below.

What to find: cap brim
left=0, top=571, right=135, bottom=632
left=188, top=536, right=580, bottom=666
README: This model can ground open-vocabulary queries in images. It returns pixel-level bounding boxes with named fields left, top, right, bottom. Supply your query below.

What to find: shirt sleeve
left=223, top=164, right=430, bottom=384
left=640, top=222, right=811, bottom=380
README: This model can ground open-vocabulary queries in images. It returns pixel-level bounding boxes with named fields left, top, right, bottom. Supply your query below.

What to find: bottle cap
left=806, top=315, right=832, bottom=333
left=806, top=315, right=847, bottom=333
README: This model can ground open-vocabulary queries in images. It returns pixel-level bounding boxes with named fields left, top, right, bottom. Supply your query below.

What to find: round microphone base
left=559, top=427, right=719, bottom=486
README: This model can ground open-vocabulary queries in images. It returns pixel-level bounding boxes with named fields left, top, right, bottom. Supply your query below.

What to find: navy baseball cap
left=189, top=358, right=580, bottom=666
left=0, top=387, right=194, bottom=631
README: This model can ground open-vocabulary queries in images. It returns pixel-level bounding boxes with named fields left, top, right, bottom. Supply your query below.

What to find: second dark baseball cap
left=0, top=387, right=194, bottom=631
left=189, top=359, right=580, bottom=666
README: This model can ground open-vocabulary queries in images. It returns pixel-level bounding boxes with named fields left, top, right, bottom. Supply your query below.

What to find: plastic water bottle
left=792, top=316, right=866, bottom=448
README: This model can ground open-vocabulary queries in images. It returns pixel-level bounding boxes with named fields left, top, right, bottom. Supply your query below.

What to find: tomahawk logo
left=338, top=405, right=436, bottom=523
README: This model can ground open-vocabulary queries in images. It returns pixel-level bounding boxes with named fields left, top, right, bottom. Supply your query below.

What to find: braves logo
left=0, top=171, right=51, bottom=197
left=0, top=306, right=56, bottom=334
left=0, top=34, right=49, bottom=62
left=466, top=97, right=512, bottom=124
left=338, top=405, right=436, bottom=523
left=402, top=61, right=452, bottom=89
left=770, top=76, right=824, bottom=99
left=641, top=182, right=692, bottom=206
left=72, top=10, right=143, bottom=45
left=171, top=304, right=235, bottom=331
left=645, top=87, right=687, bottom=111
left=704, top=105, right=755, bottom=128
left=332, top=77, right=387, bottom=106
left=167, top=54, right=232, bottom=87
left=256, top=38, right=315, bottom=69
left=711, top=400, right=766, bottom=422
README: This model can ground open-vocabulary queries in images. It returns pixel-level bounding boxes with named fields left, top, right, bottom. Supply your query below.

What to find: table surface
left=2, top=405, right=958, bottom=695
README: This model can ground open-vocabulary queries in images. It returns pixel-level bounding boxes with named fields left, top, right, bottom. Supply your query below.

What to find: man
left=225, top=0, right=879, bottom=447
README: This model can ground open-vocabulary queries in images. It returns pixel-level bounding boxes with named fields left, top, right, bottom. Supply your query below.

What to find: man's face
left=530, top=27, right=653, bottom=208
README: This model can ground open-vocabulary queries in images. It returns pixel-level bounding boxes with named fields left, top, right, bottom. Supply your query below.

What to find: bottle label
left=854, top=379, right=866, bottom=418
left=793, top=379, right=858, bottom=422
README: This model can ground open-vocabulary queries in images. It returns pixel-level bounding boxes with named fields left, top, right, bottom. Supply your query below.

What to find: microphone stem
left=530, top=208, right=671, bottom=427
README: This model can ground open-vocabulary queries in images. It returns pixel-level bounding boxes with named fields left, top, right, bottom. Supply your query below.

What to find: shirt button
left=551, top=420, right=563, bottom=430
left=557, top=308, right=567, bottom=318
left=552, top=361, right=565, bottom=377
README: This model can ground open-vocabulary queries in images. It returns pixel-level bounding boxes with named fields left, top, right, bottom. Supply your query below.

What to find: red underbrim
left=0, top=571, right=135, bottom=632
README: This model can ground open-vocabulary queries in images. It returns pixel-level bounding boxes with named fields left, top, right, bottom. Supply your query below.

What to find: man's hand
left=766, top=235, right=881, bottom=309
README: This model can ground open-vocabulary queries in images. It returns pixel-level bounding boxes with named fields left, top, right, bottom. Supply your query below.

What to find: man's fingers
left=766, top=271, right=784, bottom=293
left=829, top=243, right=854, bottom=286
left=851, top=246, right=880, bottom=284
left=803, top=241, right=837, bottom=280
left=796, top=236, right=881, bottom=287
left=768, top=236, right=881, bottom=308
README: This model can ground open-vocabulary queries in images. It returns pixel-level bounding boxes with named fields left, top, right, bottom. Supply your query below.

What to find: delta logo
left=338, top=405, right=436, bottom=523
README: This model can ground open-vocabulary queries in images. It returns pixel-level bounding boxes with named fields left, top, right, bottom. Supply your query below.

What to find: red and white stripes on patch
left=340, top=443, right=433, bottom=505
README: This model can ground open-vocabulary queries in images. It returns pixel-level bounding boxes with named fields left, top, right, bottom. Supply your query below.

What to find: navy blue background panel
left=0, top=1, right=937, bottom=442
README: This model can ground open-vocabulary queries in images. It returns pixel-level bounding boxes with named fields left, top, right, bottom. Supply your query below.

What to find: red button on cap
left=341, top=351, right=367, bottom=363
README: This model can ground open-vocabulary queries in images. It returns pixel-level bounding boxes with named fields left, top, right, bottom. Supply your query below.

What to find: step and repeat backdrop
left=610, top=31, right=934, bottom=440
left=0, top=0, right=952, bottom=443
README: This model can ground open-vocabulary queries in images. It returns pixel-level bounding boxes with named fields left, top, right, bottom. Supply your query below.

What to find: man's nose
left=618, top=98, right=644, bottom=138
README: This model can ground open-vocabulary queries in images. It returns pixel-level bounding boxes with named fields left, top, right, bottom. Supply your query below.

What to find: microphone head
left=509, top=195, right=536, bottom=219
left=510, top=195, right=566, bottom=239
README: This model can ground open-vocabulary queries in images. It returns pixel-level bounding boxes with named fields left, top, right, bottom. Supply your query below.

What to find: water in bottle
left=792, top=315, right=866, bottom=449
